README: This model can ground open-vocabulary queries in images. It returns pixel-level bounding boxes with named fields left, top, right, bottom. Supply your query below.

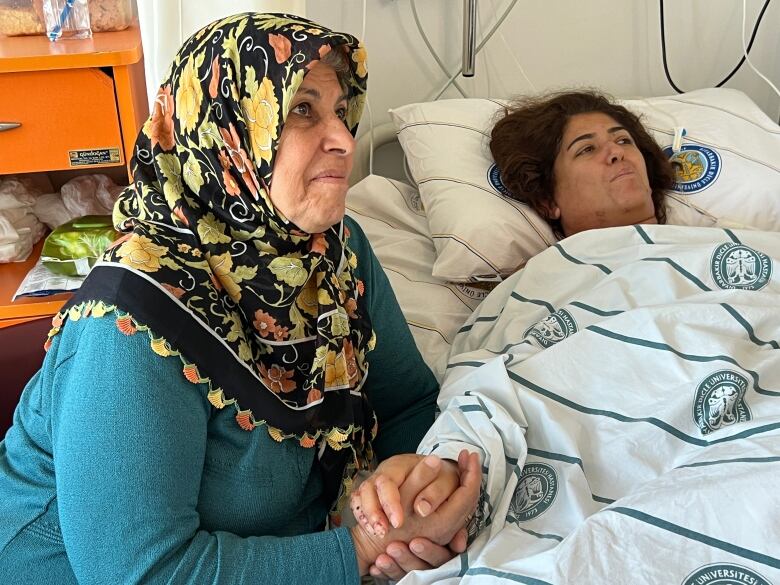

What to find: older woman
left=0, top=13, right=477, bottom=584
left=490, top=90, right=675, bottom=238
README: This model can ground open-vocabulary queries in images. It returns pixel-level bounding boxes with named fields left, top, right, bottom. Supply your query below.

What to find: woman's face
left=551, top=112, right=655, bottom=236
left=269, top=62, right=354, bottom=233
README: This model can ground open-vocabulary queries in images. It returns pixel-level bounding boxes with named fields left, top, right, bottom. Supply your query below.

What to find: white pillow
left=390, top=88, right=780, bottom=283
left=346, top=175, right=486, bottom=380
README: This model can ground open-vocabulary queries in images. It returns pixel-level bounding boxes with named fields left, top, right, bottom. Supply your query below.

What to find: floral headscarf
left=48, top=13, right=373, bottom=509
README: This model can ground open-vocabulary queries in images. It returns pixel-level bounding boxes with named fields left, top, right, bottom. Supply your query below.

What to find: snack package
left=41, top=215, right=118, bottom=276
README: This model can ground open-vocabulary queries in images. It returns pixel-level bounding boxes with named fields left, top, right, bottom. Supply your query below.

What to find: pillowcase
left=346, top=175, right=487, bottom=380
left=390, top=88, right=780, bottom=283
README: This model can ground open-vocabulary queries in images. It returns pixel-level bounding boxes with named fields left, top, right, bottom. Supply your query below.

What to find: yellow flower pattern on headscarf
left=176, top=53, right=205, bottom=134
left=241, top=68, right=279, bottom=165
left=117, top=235, right=167, bottom=272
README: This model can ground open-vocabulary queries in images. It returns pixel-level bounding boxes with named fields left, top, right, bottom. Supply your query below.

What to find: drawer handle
left=0, top=122, right=21, bottom=132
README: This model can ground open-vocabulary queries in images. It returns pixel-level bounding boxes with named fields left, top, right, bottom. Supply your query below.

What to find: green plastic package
left=41, top=215, right=119, bottom=277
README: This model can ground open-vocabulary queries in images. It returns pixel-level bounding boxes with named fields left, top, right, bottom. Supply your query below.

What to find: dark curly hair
left=489, top=90, right=675, bottom=238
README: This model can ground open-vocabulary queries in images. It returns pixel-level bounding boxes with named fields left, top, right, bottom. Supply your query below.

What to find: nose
left=605, top=141, right=624, bottom=164
left=322, top=116, right=355, bottom=157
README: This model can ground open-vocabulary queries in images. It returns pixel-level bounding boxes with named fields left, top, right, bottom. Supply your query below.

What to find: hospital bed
left=345, top=87, right=780, bottom=584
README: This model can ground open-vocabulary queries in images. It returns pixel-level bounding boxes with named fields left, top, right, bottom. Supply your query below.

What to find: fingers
left=448, top=527, right=468, bottom=554
left=407, top=537, right=457, bottom=567
left=375, top=474, right=403, bottom=529
left=397, top=455, right=443, bottom=517
left=369, top=538, right=457, bottom=581
left=351, top=479, right=387, bottom=538
left=424, top=450, right=482, bottom=544
left=411, top=459, right=460, bottom=520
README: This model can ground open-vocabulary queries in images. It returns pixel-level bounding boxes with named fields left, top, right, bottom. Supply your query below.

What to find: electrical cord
left=411, top=0, right=469, bottom=98
left=361, top=0, right=375, bottom=175
left=660, top=0, right=772, bottom=93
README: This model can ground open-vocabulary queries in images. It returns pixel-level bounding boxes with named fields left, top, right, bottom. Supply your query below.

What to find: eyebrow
left=566, top=126, right=628, bottom=151
left=295, top=87, right=349, bottom=104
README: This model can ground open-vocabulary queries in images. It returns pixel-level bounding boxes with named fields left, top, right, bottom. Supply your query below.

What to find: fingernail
left=423, top=456, right=440, bottom=469
left=388, top=512, right=399, bottom=528
left=416, top=499, right=432, bottom=517
left=377, top=558, right=391, bottom=569
left=387, top=546, right=402, bottom=559
left=410, top=541, right=424, bottom=554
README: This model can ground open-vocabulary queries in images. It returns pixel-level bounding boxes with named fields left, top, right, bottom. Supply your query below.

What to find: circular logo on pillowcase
left=454, top=283, right=491, bottom=302
left=664, top=145, right=721, bottom=194
left=523, top=309, right=578, bottom=348
left=508, top=462, right=558, bottom=522
left=711, top=243, right=771, bottom=291
left=682, top=563, right=771, bottom=585
left=693, top=370, right=751, bottom=435
left=487, top=163, right=512, bottom=196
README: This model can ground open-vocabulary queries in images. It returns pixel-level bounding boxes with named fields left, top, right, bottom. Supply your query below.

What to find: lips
left=311, top=169, right=346, bottom=182
left=611, top=167, right=635, bottom=182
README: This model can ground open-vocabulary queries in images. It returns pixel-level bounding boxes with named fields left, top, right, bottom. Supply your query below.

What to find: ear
left=538, top=199, right=561, bottom=220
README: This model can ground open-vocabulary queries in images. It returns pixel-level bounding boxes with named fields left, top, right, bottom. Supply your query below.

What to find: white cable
left=490, top=0, right=537, bottom=93
left=410, top=0, right=469, bottom=97
left=361, top=0, right=374, bottom=175
left=433, top=0, right=521, bottom=100
left=741, top=0, right=780, bottom=98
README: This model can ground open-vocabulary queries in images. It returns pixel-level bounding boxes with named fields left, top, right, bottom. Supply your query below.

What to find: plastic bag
left=41, top=215, right=118, bottom=276
left=0, top=176, right=46, bottom=262
left=40, top=0, right=90, bottom=40
left=60, top=174, right=122, bottom=218
left=32, top=192, right=71, bottom=229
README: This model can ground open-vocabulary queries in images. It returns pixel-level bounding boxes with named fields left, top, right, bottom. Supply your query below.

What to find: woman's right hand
left=349, top=449, right=481, bottom=576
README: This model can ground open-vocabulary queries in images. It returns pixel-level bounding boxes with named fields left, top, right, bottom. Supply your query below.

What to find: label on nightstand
left=68, top=148, right=121, bottom=167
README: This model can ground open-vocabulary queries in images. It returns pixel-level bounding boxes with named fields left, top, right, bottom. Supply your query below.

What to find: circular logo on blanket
left=664, top=145, right=721, bottom=194
left=711, top=243, right=771, bottom=291
left=523, top=309, right=578, bottom=348
left=487, top=163, right=512, bottom=196
left=682, top=563, right=771, bottom=585
left=509, top=462, right=558, bottom=522
left=693, top=370, right=751, bottom=435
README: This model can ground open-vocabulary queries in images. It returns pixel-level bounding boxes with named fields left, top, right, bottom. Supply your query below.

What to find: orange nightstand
left=0, top=25, right=148, bottom=329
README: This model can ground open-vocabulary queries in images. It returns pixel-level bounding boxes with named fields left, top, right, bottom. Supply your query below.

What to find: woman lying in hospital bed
left=350, top=90, right=780, bottom=584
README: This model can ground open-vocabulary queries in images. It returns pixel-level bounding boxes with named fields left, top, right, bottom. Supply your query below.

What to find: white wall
left=306, top=0, right=780, bottom=130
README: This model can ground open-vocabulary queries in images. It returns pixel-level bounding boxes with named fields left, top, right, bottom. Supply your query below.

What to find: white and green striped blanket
left=409, top=224, right=780, bottom=585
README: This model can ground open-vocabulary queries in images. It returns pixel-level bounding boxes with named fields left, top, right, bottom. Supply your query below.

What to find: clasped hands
left=349, top=449, right=481, bottom=580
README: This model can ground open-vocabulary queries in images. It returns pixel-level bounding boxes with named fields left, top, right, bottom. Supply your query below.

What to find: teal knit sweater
left=0, top=217, right=438, bottom=584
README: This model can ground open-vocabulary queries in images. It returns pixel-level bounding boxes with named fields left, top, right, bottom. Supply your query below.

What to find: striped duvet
left=406, top=224, right=780, bottom=585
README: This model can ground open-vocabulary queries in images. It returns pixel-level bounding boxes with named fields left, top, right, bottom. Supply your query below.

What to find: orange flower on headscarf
left=173, top=205, right=189, bottom=227
left=219, top=123, right=261, bottom=198
left=253, top=309, right=277, bottom=338
left=307, top=388, right=322, bottom=404
left=309, top=233, right=328, bottom=255
left=208, top=55, right=220, bottom=99
left=150, top=85, right=175, bottom=151
left=259, top=363, right=296, bottom=394
left=223, top=169, right=240, bottom=196
left=161, top=283, right=186, bottom=298
left=344, top=297, right=358, bottom=319
left=343, top=338, right=360, bottom=386
left=268, top=33, right=292, bottom=63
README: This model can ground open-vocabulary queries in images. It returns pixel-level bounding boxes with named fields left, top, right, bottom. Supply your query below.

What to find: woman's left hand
left=368, top=531, right=468, bottom=580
